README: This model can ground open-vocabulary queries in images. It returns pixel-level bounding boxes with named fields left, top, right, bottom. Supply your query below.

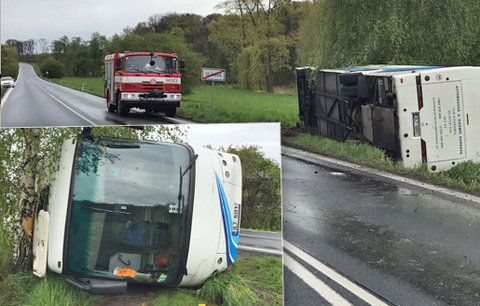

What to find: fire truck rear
left=104, top=52, right=185, bottom=117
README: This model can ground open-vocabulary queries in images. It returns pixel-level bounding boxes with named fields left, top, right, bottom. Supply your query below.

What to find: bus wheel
left=117, top=103, right=130, bottom=116
left=165, top=106, right=176, bottom=117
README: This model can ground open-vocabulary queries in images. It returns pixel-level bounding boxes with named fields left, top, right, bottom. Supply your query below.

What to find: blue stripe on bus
left=215, top=174, right=238, bottom=266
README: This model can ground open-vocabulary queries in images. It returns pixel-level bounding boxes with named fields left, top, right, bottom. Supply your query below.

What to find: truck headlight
left=121, top=93, right=138, bottom=100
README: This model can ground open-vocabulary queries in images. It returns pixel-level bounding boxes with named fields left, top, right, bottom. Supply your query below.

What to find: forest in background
left=3, top=0, right=480, bottom=92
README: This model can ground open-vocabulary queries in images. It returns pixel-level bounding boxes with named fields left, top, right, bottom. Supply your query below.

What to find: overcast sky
left=182, top=123, right=282, bottom=164
left=1, top=0, right=221, bottom=43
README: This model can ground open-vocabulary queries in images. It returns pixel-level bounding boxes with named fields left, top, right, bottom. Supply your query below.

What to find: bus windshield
left=124, top=55, right=178, bottom=74
left=66, top=138, right=192, bottom=285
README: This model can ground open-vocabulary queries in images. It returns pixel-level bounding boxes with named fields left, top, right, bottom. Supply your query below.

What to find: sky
left=182, top=123, right=282, bottom=164
left=1, top=0, right=221, bottom=43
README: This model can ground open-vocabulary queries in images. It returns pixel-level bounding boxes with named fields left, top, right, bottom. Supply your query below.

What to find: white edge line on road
left=1, top=88, right=13, bottom=108
left=34, top=84, right=97, bottom=126
left=237, top=245, right=282, bottom=256
left=240, top=233, right=281, bottom=240
left=284, top=253, right=353, bottom=306
left=284, top=240, right=389, bottom=306
left=282, top=146, right=480, bottom=205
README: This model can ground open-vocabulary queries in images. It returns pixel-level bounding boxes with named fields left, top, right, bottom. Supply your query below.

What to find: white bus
left=32, top=135, right=242, bottom=294
left=296, top=65, right=480, bottom=172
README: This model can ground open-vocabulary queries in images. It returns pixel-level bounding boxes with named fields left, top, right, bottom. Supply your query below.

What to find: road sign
left=201, top=68, right=226, bottom=82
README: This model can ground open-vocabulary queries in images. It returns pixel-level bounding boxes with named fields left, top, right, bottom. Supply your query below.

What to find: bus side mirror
left=179, top=60, right=186, bottom=73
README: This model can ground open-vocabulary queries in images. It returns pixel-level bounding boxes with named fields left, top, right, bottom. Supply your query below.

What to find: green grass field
left=51, top=77, right=105, bottom=98
left=180, top=85, right=298, bottom=127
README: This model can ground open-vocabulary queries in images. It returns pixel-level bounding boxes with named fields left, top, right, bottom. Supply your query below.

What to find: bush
left=1, top=45, right=19, bottom=78
left=40, top=57, right=65, bottom=79
left=227, top=146, right=282, bottom=231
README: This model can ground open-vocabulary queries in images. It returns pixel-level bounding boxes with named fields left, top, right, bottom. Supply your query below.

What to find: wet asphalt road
left=283, top=155, right=480, bottom=306
left=239, top=229, right=283, bottom=256
left=1, top=63, right=181, bottom=128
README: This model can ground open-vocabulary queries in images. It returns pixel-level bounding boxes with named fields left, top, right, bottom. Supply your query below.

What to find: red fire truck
left=104, top=52, right=185, bottom=117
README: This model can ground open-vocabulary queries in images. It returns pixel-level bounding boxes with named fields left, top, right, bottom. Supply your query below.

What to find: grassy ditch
left=0, top=257, right=282, bottom=306
left=284, top=132, right=480, bottom=195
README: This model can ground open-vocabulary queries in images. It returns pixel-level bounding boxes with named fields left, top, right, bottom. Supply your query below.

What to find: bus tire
left=117, top=103, right=129, bottom=116
left=165, top=106, right=176, bottom=117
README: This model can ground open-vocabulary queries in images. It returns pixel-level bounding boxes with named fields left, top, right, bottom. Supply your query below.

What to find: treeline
left=1, top=45, right=19, bottom=78
left=298, top=0, right=480, bottom=68
left=4, top=0, right=307, bottom=93
left=227, top=146, right=281, bottom=231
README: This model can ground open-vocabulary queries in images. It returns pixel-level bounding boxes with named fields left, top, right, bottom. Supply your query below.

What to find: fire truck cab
left=104, top=52, right=184, bottom=117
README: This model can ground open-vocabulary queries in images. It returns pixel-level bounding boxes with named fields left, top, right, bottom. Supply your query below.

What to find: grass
left=199, top=256, right=283, bottom=306
left=180, top=85, right=298, bottom=127
left=50, top=77, right=299, bottom=127
left=51, top=77, right=105, bottom=97
left=284, top=132, right=480, bottom=195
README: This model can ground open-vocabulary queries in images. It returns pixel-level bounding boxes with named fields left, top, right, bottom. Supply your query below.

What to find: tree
left=226, top=146, right=281, bottom=231
left=0, top=126, right=185, bottom=272
left=1, top=45, right=19, bottom=78
left=297, top=0, right=480, bottom=68
left=210, top=0, right=300, bottom=91
left=39, top=57, right=65, bottom=79
left=37, top=39, right=50, bottom=54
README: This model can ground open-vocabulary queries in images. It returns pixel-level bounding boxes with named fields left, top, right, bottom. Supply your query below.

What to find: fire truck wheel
left=165, top=107, right=176, bottom=117
left=117, top=103, right=130, bottom=116
left=107, top=103, right=117, bottom=113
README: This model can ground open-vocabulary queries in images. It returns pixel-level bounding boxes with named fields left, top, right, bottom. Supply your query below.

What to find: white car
left=1, top=76, right=15, bottom=88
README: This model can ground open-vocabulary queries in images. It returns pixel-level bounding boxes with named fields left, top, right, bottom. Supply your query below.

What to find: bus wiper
left=177, top=154, right=199, bottom=211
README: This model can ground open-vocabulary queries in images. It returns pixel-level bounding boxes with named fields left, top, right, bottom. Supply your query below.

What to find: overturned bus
left=32, top=136, right=242, bottom=294
left=296, top=65, right=480, bottom=172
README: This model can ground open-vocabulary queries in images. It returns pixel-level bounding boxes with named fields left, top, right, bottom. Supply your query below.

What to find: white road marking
left=284, top=240, right=389, bottom=306
left=237, top=245, right=283, bottom=256
left=283, top=146, right=480, bottom=204
left=284, top=253, right=353, bottom=306
left=34, top=84, right=97, bottom=126
left=240, top=233, right=282, bottom=240
left=1, top=88, right=13, bottom=108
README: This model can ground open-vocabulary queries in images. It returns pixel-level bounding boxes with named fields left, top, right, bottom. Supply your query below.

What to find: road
left=239, top=229, right=283, bottom=256
left=282, top=150, right=480, bottom=306
left=1, top=63, right=189, bottom=128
